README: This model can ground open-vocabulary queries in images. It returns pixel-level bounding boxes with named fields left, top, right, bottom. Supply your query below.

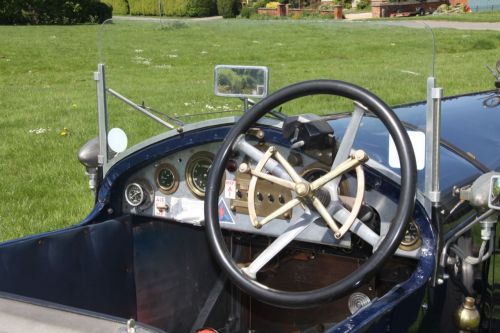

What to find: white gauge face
left=125, top=183, right=145, bottom=207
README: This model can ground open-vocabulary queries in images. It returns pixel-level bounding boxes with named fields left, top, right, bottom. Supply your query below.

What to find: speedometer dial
left=186, top=152, right=214, bottom=198
left=186, top=152, right=226, bottom=199
left=156, top=163, right=179, bottom=194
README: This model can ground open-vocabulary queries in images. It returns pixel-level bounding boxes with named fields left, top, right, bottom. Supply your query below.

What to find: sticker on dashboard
left=154, top=195, right=168, bottom=217
left=218, top=198, right=235, bottom=224
left=224, top=179, right=236, bottom=199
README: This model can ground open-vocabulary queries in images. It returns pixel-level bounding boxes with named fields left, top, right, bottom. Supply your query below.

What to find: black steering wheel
left=205, top=80, right=417, bottom=308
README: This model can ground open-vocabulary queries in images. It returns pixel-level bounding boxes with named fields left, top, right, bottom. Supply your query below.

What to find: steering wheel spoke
left=311, top=196, right=341, bottom=236
left=242, top=216, right=316, bottom=279
left=272, top=149, right=303, bottom=183
left=310, top=150, right=368, bottom=191
left=246, top=168, right=296, bottom=190
left=254, top=198, right=301, bottom=228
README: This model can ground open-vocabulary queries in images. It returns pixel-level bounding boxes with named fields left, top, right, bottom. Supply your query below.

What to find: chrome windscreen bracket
left=424, top=77, right=443, bottom=206
left=95, top=64, right=109, bottom=173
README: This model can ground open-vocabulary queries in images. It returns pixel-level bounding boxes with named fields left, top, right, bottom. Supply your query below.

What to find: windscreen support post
left=425, top=77, right=443, bottom=205
left=425, top=76, right=444, bottom=288
left=94, top=63, right=109, bottom=176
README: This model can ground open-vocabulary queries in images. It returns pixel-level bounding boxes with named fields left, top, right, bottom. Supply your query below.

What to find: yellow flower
left=60, top=127, right=69, bottom=137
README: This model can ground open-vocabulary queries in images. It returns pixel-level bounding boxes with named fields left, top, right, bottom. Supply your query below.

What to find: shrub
left=253, top=0, right=269, bottom=8
left=0, top=0, right=112, bottom=24
left=239, top=5, right=256, bottom=18
left=164, top=0, right=187, bottom=16
left=128, top=0, right=161, bottom=15
left=265, top=1, right=279, bottom=9
left=217, top=0, right=239, bottom=17
left=86, top=1, right=113, bottom=21
left=102, top=0, right=129, bottom=14
left=356, top=0, right=369, bottom=10
left=318, top=2, right=335, bottom=10
left=185, top=0, right=216, bottom=16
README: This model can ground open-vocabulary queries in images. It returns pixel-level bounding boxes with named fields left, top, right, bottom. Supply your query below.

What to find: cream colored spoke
left=247, top=174, right=260, bottom=227
left=311, top=196, right=340, bottom=236
left=273, top=150, right=303, bottom=183
left=258, top=198, right=301, bottom=227
left=310, top=150, right=368, bottom=191
left=247, top=147, right=276, bottom=227
left=335, top=165, right=365, bottom=239
left=250, top=169, right=296, bottom=190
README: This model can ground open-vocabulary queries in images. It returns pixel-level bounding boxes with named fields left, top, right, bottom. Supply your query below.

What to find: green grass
left=411, top=10, right=500, bottom=22
left=0, top=20, right=499, bottom=241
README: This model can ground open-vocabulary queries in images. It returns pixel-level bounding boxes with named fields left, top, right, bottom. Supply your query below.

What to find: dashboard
left=120, top=125, right=422, bottom=253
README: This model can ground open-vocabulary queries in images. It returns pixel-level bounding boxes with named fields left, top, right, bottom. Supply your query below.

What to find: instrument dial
left=156, top=163, right=179, bottom=194
left=186, top=152, right=214, bottom=198
left=125, top=183, right=145, bottom=207
left=186, top=152, right=225, bottom=198
left=399, top=220, right=421, bottom=251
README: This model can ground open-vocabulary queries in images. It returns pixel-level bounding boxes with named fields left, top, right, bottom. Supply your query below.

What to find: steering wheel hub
left=295, top=182, right=310, bottom=197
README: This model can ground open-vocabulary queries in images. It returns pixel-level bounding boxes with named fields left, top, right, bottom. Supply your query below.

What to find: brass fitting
left=455, top=297, right=480, bottom=332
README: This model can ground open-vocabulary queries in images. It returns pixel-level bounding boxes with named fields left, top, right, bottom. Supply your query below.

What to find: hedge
left=217, top=0, right=238, bottom=17
left=131, top=0, right=216, bottom=16
left=102, top=0, right=130, bottom=14
left=0, top=0, right=112, bottom=24
left=163, top=0, right=182, bottom=15
left=128, top=0, right=161, bottom=15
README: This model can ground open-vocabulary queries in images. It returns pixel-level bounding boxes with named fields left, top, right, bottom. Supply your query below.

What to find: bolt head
left=295, top=182, right=310, bottom=197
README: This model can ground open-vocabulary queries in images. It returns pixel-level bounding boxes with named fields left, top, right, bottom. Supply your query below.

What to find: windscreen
left=98, top=19, right=435, bottom=151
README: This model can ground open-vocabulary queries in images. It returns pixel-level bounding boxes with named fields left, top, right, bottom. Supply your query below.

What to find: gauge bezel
left=155, top=163, right=179, bottom=195
left=399, top=220, right=422, bottom=251
left=186, top=151, right=215, bottom=198
left=186, top=151, right=225, bottom=199
left=125, top=182, right=145, bottom=207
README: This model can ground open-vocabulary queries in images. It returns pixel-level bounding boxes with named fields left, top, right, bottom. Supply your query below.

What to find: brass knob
left=455, top=296, right=480, bottom=332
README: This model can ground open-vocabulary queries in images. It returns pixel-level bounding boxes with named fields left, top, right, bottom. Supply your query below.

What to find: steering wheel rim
left=205, top=80, right=417, bottom=308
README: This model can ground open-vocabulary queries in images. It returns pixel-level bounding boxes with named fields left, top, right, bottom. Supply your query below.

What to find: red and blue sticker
left=218, top=198, right=235, bottom=224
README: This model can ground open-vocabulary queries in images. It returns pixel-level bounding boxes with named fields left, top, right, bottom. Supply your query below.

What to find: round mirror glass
left=108, top=128, right=128, bottom=153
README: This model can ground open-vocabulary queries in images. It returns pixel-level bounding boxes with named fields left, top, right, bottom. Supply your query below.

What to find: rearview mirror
left=488, top=175, right=500, bottom=210
left=214, top=65, right=268, bottom=99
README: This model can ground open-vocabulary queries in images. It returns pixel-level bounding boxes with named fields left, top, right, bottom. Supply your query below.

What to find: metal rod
left=107, top=88, right=176, bottom=129
left=424, top=77, right=443, bottom=205
left=95, top=64, right=109, bottom=167
left=431, top=87, right=443, bottom=196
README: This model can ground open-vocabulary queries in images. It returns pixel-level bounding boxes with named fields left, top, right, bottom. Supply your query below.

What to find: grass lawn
left=0, top=20, right=499, bottom=241
left=412, top=10, right=500, bottom=22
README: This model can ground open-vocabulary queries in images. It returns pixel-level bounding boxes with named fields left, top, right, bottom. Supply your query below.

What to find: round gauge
left=186, top=152, right=226, bottom=198
left=399, top=220, right=422, bottom=251
left=125, top=183, right=145, bottom=207
left=186, top=152, right=215, bottom=198
left=156, top=163, right=179, bottom=194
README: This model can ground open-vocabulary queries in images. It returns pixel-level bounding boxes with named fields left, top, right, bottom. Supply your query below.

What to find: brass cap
left=455, top=296, right=480, bottom=331
left=464, top=296, right=475, bottom=310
